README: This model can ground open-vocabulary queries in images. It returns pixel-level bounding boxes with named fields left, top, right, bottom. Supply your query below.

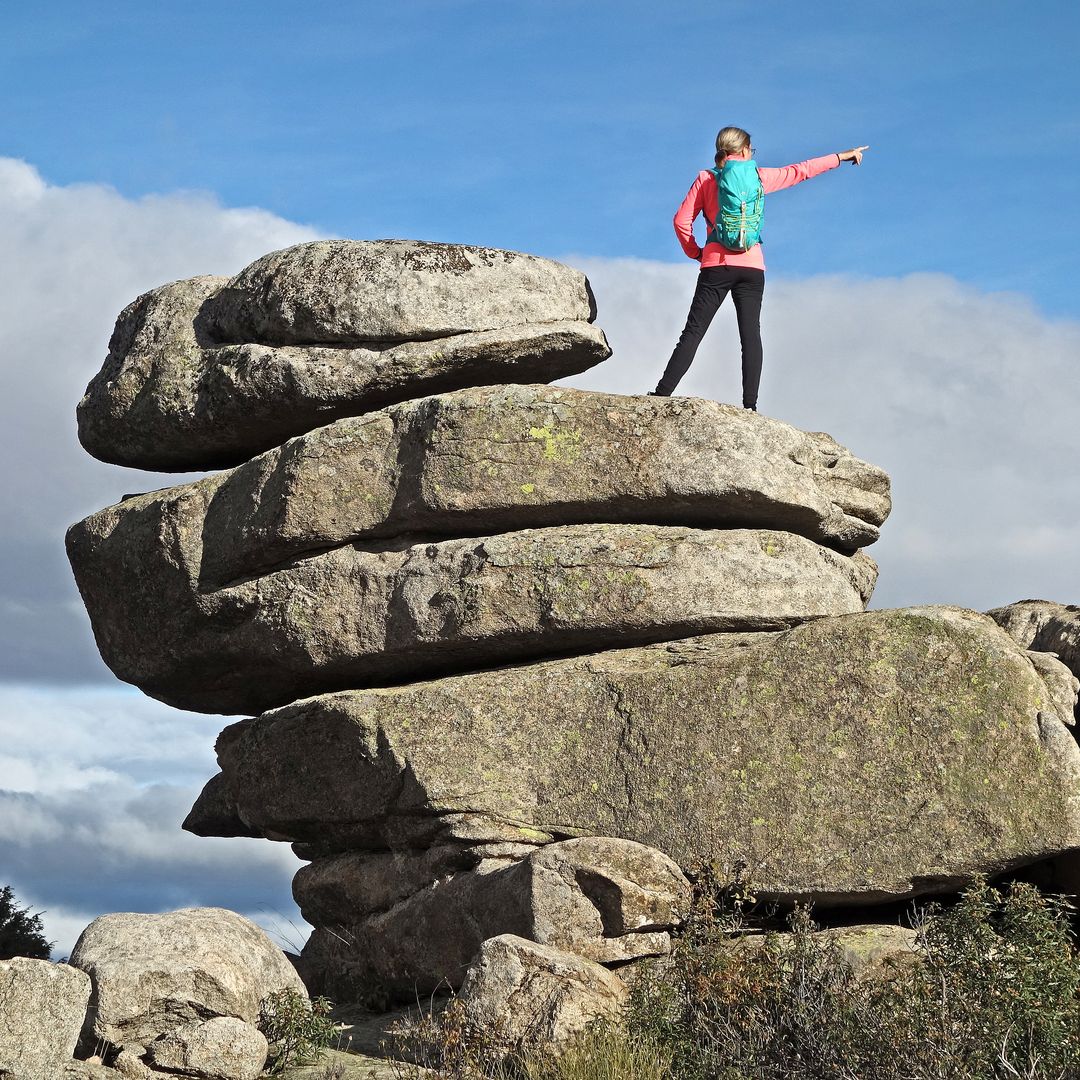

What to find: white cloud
left=0, top=157, right=323, bottom=683
left=0, top=160, right=320, bottom=957
left=0, top=685, right=309, bottom=958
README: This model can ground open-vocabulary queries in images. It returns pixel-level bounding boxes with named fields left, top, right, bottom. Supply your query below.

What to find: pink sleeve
left=758, top=154, right=841, bottom=194
left=673, top=172, right=709, bottom=260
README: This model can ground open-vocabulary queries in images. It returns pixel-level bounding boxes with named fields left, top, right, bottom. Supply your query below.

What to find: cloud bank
left=0, top=157, right=320, bottom=684
left=0, top=159, right=320, bottom=954
left=1, top=160, right=1077, bottom=954
left=0, top=685, right=308, bottom=958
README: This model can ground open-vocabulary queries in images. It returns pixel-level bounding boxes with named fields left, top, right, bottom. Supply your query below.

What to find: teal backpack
left=708, top=158, right=764, bottom=252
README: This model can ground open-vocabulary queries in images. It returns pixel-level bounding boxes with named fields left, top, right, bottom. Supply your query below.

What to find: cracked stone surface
left=186, top=607, right=1080, bottom=905
left=192, top=384, right=890, bottom=586
left=77, top=245, right=609, bottom=471
left=69, top=908, right=306, bottom=1050
left=296, top=837, right=689, bottom=996
left=0, top=958, right=91, bottom=1080
left=68, top=506, right=876, bottom=715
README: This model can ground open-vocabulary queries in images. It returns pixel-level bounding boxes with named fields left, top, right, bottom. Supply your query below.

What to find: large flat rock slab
left=185, top=608, right=1080, bottom=905
left=196, top=385, right=890, bottom=586
left=77, top=275, right=609, bottom=471
left=202, top=240, right=596, bottom=345
left=68, top=502, right=874, bottom=714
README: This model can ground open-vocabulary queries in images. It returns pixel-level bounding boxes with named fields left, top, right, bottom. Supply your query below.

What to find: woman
left=651, top=127, right=868, bottom=410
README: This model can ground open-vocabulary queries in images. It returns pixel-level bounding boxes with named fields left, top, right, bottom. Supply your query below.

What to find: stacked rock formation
left=69, top=240, right=1080, bottom=1014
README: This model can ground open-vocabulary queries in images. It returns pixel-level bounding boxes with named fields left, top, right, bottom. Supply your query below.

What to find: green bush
left=0, top=885, right=51, bottom=961
left=628, top=875, right=1080, bottom=1080
left=259, top=987, right=338, bottom=1074
left=385, top=874, right=1080, bottom=1080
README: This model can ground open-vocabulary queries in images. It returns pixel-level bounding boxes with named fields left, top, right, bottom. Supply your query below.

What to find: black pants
left=654, top=266, right=765, bottom=407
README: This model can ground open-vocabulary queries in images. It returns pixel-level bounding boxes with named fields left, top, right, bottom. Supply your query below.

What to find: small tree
left=0, top=885, right=52, bottom=960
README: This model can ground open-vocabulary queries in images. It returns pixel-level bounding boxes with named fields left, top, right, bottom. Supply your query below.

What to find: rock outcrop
left=67, top=238, right=1080, bottom=1031
left=69, top=512, right=876, bottom=715
left=295, top=838, right=690, bottom=994
left=989, top=600, right=1080, bottom=686
left=0, top=957, right=91, bottom=1080
left=186, top=607, right=1080, bottom=908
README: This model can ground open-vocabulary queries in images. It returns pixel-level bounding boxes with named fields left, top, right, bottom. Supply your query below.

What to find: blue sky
left=4, top=1, right=1079, bottom=313
left=2, top=2, right=1080, bottom=955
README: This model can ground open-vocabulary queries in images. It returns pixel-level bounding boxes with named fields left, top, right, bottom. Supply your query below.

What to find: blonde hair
left=715, top=126, right=752, bottom=167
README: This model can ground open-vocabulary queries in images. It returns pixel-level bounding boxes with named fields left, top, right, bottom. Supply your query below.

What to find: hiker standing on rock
left=650, top=128, right=868, bottom=410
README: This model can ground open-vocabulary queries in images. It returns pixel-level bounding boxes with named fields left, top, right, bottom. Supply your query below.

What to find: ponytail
left=714, top=126, right=752, bottom=167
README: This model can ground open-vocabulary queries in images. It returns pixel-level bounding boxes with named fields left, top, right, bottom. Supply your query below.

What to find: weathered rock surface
left=111, top=1048, right=150, bottom=1079
left=203, top=240, right=596, bottom=346
left=69, top=908, right=305, bottom=1049
left=195, top=384, right=890, bottom=583
left=62, top=1059, right=125, bottom=1080
left=147, top=1016, right=268, bottom=1080
left=77, top=277, right=609, bottom=471
left=458, top=935, right=627, bottom=1054
left=292, top=843, right=533, bottom=924
left=723, top=923, right=920, bottom=981
left=295, top=838, right=690, bottom=995
left=0, top=957, right=91, bottom=1080
left=187, top=608, right=1080, bottom=903
left=68, top=510, right=875, bottom=715
left=814, top=924, right=920, bottom=978
left=989, top=600, right=1080, bottom=685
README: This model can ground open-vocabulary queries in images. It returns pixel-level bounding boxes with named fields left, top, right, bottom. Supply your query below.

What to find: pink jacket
left=674, top=154, right=841, bottom=270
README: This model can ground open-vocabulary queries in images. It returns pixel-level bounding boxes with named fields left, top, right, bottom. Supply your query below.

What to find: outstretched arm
left=759, top=146, right=870, bottom=194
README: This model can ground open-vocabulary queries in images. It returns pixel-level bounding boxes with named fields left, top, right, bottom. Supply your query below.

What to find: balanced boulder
left=77, top=243, right=610, bottom=470
left=194, top=384, right=890, bottom=582
left=67, top=382, right=889, bottom=715
left=203, top=239, right=596, bottom=344
left=186, top=607, right=1080, bottom=905
left=68, top=512, right=875, bottom=715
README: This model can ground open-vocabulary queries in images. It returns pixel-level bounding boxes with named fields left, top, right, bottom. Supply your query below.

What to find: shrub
left=259, top=987, right=337, bottom=1074
left=0, top=885, right=51, bottom=961
left=383, top=874, right=1080, bottom=1080
left=519, top=1023, right=671, bottom=1080
left=389, top=999, right=669, bottom=1080
left=627, top=875, right=1080, bottom=1080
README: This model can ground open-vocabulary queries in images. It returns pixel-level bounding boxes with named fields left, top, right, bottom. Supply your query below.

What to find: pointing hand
left=839, top=146, right=870, bottom=165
